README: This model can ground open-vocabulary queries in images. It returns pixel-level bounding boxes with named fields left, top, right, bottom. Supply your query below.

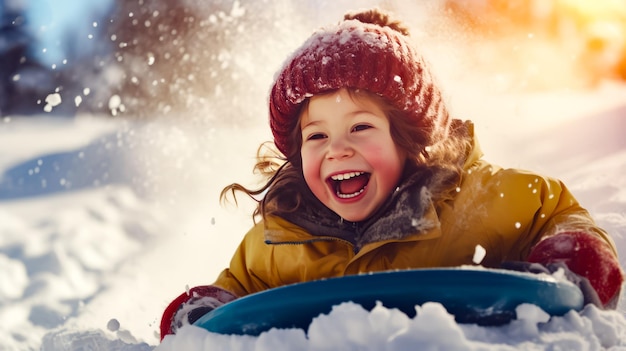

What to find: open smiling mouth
left=328, top=171, right=371, bottom=199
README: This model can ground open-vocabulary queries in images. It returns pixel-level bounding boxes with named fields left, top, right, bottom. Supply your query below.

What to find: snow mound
left=157, top=302, right=626, bottom=351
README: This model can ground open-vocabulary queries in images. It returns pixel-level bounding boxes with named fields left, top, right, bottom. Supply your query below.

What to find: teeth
left=330, top=171, right=364, bottom=181
left=330, top=172, right=367, bottom=199
left=336, top=187, right=366, bottom=199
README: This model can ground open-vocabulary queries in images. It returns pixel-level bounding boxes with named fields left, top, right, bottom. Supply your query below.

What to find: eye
left=352, top=124, right=372, bottom=132
left=306, top=132, right=326, bottom=141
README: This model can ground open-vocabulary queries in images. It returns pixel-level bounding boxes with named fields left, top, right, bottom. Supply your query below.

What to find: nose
left=326, top=137, right=354, bottom=160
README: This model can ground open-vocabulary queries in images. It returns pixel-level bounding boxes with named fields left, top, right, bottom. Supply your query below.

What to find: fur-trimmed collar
left=277, top=168, right=441, bottom=251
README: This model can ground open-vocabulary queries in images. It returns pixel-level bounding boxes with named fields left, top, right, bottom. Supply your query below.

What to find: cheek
left=367, top=144, right=405, bottom=180
left=300, top=149, right=325, bottom=193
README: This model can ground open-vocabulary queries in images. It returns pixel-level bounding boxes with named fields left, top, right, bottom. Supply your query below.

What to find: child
left=160, top=8, right=623, bottom=339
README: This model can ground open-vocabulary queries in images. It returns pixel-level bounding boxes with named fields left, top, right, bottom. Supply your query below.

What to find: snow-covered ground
left=2, top=1, right=626, bottom=350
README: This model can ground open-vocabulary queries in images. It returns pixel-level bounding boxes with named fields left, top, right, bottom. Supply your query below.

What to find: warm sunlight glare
left=558, top=0, right=626, bottom=21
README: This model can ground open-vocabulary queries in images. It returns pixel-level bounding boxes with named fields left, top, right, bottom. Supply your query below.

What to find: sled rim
left=194, top=267, right=584, bottom=335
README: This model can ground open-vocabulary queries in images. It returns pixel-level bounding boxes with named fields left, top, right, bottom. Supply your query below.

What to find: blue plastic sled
left=194, top=267, right=584, bottom=335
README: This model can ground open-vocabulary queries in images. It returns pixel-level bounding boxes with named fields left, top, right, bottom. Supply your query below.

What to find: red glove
left=527, top=231, right=624, bottom=308
left=160, top=285, right=237, bottom=340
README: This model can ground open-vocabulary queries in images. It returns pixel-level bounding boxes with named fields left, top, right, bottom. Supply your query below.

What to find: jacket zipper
left=265, top=236, right=353, bottom=247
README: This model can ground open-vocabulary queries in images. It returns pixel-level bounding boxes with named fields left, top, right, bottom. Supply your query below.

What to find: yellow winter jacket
left=213, top=133, right=618, bottom=298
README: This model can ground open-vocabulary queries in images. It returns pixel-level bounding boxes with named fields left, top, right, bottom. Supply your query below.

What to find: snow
left=157, top=303, right=626, bottom=350
left=2, top=1, right=626, bottom=350
left=472, top=245, right=487, bottom=264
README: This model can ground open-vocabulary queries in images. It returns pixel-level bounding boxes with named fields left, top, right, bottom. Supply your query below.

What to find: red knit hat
left=269, top=10, right=451, bottom=158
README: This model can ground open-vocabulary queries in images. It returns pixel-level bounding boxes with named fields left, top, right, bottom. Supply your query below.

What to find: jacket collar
left=267, top=168, right=442, bottom=250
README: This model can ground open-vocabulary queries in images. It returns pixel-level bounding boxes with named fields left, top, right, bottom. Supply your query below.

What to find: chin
left=334, top=210, right=371, bottom=223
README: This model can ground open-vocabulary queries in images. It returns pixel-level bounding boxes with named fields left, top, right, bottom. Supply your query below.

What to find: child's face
left=299, top=89, right=406, bottom=222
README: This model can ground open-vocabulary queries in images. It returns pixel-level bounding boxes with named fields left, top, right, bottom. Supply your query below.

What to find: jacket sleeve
left=489, top=167, right=623, bottom=307
left=519, top=177, right=623, bottom=307
left=467, top=165, right=616, bottom=258
left=211, top=220, right=275, bottom=297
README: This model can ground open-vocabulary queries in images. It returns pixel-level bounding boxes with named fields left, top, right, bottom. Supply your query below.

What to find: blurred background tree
left=0, top=1, right=56, bottom=116
left=0, top=0, right=297, bottom=121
